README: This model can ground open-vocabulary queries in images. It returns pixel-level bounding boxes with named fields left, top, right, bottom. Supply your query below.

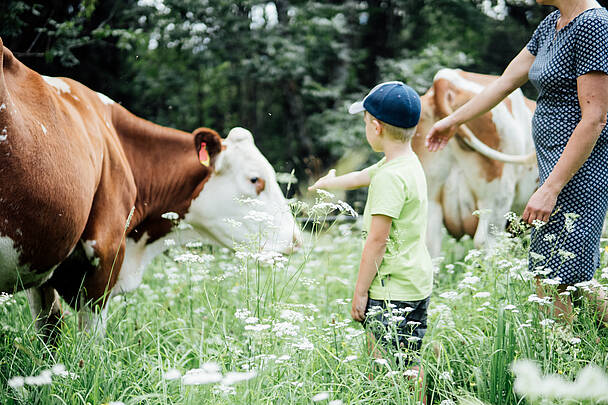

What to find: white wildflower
left=439, top=371, right=453, bottom=381
left=512, top=359, right=608, bottom=401
left=312, top=392, right=330, bottom=401
left=234, top=308, right=252, bottom=320
left=532, top=219, right=546, bottom=229
left=315, top=189, right=335, bottom=199
left=0, top=292, right=14, bottom=305
left=558, top=249, right=576, bottom=260
left=272, top=322, right=299, bottom=337
left=342, top=355, right=357, bottom=363
left=530, top=251, right=546, bottom=262
left=564, top=213, right=580, bottom=233
left=528, top=294, right=552, bottom=305
left=439, top=291, right=458, bottom=300
left=541, top=278, right=561, bottom=286
left=337, top=200, right=358, bottom=217
left=458, top=275, right=480, bottom=290
left=293, top=338, right=314, bottom=350
left=280, top=309, right=307, bottom=323
left=7, top=376, right=24, bottom=389
left=543, top=234, right=556, bottom=242
left=570, top=337, right=581, bottom=345
left=174, top=253, right=206, bottom=264
left=163, top=368, right=181, bottom=380
left=213, top=384, right=236, bottom=395
left=374, top=358, right=389, bottom=367
left=221, top=371, right=257, bottom=385
left=182, top=363, right=223, bottom=385
left=504, top=304, right=517, bottom=311
left=161, top=212, right=179, bottom=220
left=540, top=319, right=555, bottom=327
left=244, top=324, right=271, bottom=332
left=473, top=292, right=491, bottom=298
left=25, top=370, right=52, bottom=386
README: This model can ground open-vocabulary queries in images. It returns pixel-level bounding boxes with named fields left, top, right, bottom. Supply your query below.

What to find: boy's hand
left=351, top=289, right=368, bottom=322
left=308, top=169, right=336, bottom=191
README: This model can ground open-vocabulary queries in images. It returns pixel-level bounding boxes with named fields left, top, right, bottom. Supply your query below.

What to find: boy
left=309, top=81, right=434, bottom=387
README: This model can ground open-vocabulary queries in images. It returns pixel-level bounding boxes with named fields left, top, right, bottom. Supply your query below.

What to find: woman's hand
left=308, top=169, right=336, bottom=191
left=522, top=184, right=559, bottom=225
left=351, top=289, right=368, bottom=322
left=425, top=117, right=458, bottom=152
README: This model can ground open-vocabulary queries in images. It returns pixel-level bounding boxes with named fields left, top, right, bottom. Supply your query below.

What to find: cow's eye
left=250, top=177, right=259, bottom=184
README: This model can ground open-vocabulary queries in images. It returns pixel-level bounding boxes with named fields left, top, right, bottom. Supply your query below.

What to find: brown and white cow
left=0, top=38, right=298, bottom=338
left=412, top=68, right=538, bottom=256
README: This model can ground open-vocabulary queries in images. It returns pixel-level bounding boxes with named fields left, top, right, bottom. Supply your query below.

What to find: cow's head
left=186, top=127, right=302, bottom=254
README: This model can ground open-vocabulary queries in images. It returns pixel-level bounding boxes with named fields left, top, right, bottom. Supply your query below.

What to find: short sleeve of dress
left=527, top=23, right=543, bottom=56
left=574, top=16, right=608, bottom=77
left=526, top=12, right=556, bottom=56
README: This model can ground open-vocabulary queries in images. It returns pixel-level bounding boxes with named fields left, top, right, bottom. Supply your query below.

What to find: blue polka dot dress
left=527, top=8, right=608, bottom=284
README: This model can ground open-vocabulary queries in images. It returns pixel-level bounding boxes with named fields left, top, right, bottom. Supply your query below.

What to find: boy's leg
left=400, top=297, right=429, bottom=405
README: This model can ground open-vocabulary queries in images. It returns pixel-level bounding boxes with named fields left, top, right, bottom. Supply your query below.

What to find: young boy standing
left=309, top=81, right=434, bottom=378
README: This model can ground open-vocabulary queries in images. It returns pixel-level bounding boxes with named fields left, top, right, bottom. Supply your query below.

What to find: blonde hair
left=366, top=112, right=416, bottom=142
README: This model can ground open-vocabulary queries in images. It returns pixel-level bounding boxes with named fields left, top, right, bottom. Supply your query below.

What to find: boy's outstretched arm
left=351, top=215, right=392, bottom=322
left=308, top=168, right=371, bottom=191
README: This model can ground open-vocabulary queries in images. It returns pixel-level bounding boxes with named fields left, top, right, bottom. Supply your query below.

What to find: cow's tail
left=457, top=122, right=537, bottom=165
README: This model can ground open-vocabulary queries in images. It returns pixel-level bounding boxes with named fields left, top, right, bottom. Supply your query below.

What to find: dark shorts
left=362, top=296, right=430, bottom=364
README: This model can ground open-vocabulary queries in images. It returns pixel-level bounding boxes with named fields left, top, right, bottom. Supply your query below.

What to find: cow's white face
left=186, top=127, right=302, bottom=254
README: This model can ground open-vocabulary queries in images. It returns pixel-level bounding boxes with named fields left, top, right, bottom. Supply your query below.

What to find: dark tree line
left=3, top=0, right=606, bottom=192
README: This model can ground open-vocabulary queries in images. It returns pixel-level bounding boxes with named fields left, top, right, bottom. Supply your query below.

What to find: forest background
left=4, top=0, right=608, bottom=203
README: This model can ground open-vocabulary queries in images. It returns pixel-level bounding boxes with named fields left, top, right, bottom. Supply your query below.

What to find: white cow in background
left=412, top=69, right=538, bottom=257
left=187, top=127, right=302, bottom=253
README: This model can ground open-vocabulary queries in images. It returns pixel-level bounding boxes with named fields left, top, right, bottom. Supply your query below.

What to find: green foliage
left=0, top=0, right=588, bottom=187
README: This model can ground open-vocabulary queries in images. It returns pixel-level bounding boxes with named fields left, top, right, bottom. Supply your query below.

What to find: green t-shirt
left=363, top=155, right=434, bottom=301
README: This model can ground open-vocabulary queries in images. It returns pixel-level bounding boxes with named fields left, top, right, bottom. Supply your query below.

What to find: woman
left=426, top=0, right=608, bottom=323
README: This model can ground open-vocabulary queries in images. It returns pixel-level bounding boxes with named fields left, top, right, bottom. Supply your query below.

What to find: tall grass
left=0, top=200, right=607, bottom=404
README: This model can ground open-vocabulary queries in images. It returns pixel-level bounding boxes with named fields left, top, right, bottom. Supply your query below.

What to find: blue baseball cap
left=348, top=81, right=421, bottom=129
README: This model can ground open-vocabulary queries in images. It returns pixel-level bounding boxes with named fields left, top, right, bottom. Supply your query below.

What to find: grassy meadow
left=1, top=194, right=608, bottom=405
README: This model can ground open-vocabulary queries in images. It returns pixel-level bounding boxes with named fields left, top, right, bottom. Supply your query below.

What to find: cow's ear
left=193, top=127, right=222, bottom=168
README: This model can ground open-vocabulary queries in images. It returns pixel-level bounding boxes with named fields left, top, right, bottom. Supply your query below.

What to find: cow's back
left=0, top=40, right=129, bottom=288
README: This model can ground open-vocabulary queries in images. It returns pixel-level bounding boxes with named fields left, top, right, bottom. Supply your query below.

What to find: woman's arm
left=351, top=215, right=392, bottom=322
left=522, top=71, right=608, bottom=224
left=308, top=168, right=371, bottom=191
left=426, top=47, right=536, bottom=151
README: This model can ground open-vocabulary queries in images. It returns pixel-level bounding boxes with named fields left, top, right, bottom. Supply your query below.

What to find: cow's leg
left=78, top=294, right=111, bottom=337
left=426, top=199, right=444, bottom=257
left=76, top=234, right=128, bottom=337
left=25, top=283, right=62, bottom=344
left=473, top=186, right=514, bottom=249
